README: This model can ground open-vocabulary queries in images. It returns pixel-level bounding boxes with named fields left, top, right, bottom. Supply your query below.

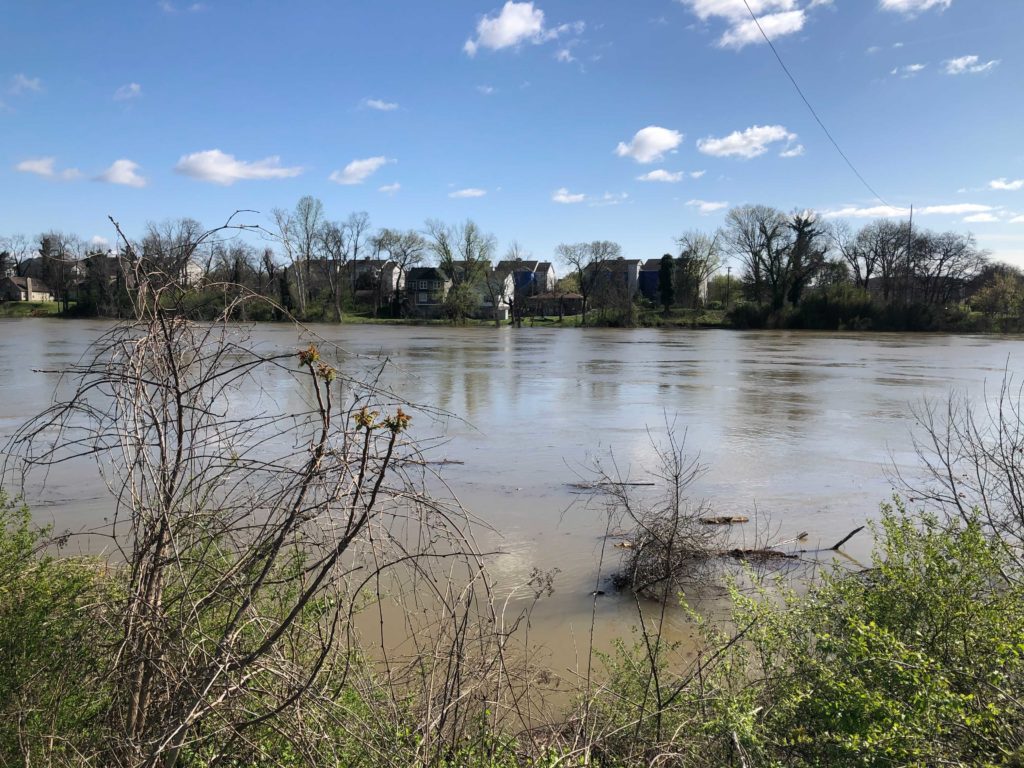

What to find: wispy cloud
left=464, top=2, right=582, bottom=57
left=590, top=192, right=629, bottom=207
left=879, top=0, right=951, bottom=15
left=676, top=1, right=826, bottom=50
left=364, top=98, right=399, bottom=111
left=449, top=188, right=487, bottom=198
left=615, top=126, right=684, bottom=164
left=15, top=157, right=80, bottom=180
left=822, top=202, right=994, bottom=218
left=476, top=85, right=496, bottom=95
left=697, top=124, right=799, bottom=158
left=97, top=159, right=147, bottom=188
left=687, top=199, right=729, bottom=215
left=329, top=156, right=393, bottom=185
left=944, top=55, right=999, bottom=75
left=378, top=182, right=401, bottom=195
left=159, top=1, right=205, bottom=13
left=637, top=169, right=684, bottom=183
left=963, top=212, right=1000, bottom=223
left=9, top=73, right=41, bottom=95
left=552, top=187, right=586, bottom=203
left=990, top=178, right=1024, bottom=191
left=113, top=82, right=142, bottom=101
left=175, top=149, right=303, bottom=185
left=891, top=63, right=927, bottom=78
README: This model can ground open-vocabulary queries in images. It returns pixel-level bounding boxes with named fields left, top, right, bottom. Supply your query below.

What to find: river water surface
left=2, top=318, right=1023, bottom=670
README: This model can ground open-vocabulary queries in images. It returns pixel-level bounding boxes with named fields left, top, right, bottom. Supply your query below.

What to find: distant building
left=494, top=260, right=557, bottom=298
left=0, top=276, right=54, bottom=302
left=405, top=266, right=451, bottom=317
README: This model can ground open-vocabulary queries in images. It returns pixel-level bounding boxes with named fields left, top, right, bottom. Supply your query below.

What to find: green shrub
left=0, top=492, right=113, bottom=765
left=593, top=501, right=1024, bottom=767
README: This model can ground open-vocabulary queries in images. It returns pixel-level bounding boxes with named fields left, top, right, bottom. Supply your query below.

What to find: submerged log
left=700, top=515, right=750, bottom=525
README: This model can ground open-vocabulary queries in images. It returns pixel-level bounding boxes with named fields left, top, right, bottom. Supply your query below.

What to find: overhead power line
left=740, top=0, right=893, bottom=208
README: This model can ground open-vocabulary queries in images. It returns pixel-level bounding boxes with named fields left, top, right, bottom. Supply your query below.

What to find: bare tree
left=374, top=228, right=426, bottom=317
left=271, top=197, right=324, bottom=317
left=141, top=218, right=205, bottom=288
left=556, top=241, right=622, bottom=324
left=1, top=233, right=32, bottom=276
left=426, top=220, right=495, bottom=322
left=675, top=231, right=722, bottom=309
left=37, top=230, right=83, bottom=311
left=4, top=225, right=540, bottom=765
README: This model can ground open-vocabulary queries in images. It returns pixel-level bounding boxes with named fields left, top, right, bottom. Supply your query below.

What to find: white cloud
left=175, top=149, right=304, bottom=185
left=866, top=45, right=881, bottom=54
left=14, top=157, right=80, bottom=180
left=159, top=1, right=204, bottom=13
left=687, top=199, right=729, bottom=215
left=615, top=126, right=684, bottom=164
left=637, top=169, right=684, bottom=183
left=1011, top=215, right=1024, bottom=224
left=963, top=213, right=1000, bottom=223
left=677, top=1, right=823, bottom=49
left=697, top=124, right=798, bottom=159
left=555, top=48, right=575, bottom=63
left=552, top=187, right=586, bottom=203
left=328, top=156, right=393, bottom=185
left=681, top=0, right=797, bottom=22
left=892, top=41, right=904, bottom=48
left=97, top=159, right=147, bottom=188
left=464, top=2, right=579, bottom=56
left=89, top=235, right=110, bottom=249
left=990, top=178, right=1024, bottom=191
left=476, top=85, right=496, bottom=95
left=364, top=98, right=398, bottom=111
left=780, top=143, right=805, bottom=158
left=944, top=55, right=999, bottom=75
left=690, top=170, right=706, bottom=178
left=378, top=182, right=401, bottom=195
left=921, top=203, right=994, bottom=215
left=891, top=63, right=926, bottom=78
left=449, top=188, right=487, bottom=198
left=114, top=83, right=142, bottom=100
left=590, top=192, right=629, bottom=207
left=9, top=73, right=41, bottom=94
left=718, top=10, right=806, bottom=49
left=879, top=0, right=952, bottom=14
left=822, top=202, right=994, bottom=219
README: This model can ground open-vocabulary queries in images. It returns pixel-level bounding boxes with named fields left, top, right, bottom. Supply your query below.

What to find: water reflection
left=2, top=319, right=1024, bottom=669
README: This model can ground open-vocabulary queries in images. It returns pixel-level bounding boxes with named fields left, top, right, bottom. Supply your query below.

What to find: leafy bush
left=592, top=500, right=1024, bottom=767
left=0, top=491, right=113, bottom=765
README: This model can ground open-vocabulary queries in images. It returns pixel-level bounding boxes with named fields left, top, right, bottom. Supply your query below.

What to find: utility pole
left=726, top=265, right=732, bottom=308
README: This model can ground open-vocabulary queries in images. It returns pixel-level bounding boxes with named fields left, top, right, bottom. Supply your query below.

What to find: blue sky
left=3, top=0, right=1024, bottom=266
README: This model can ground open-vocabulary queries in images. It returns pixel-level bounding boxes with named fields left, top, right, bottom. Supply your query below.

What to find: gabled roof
left=407, top=266, right=447, bottom=280
left=5, top=276, right=53, bottom=293
left=494, top=259, right=541, bottom=273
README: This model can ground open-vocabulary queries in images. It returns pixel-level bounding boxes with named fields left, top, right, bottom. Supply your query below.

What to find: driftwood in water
left=569, top=481, right=657, bottom=490
left=829, top=526, right=865, bottom=551
left=700, top=515, right=750, bottom=525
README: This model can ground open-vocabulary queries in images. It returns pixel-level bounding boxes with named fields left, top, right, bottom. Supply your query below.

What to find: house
left=348, top=258, right=405, bottom=304
left=638, top=259, right=663, bottom=303
left=493, top=260, right=557, bottom=298
left=405, top=266, right=451, bottom=317
left=585, top=258, right=643, bottom=296
left=479, top=268, right=515, bottom=322
left=0, top=276, right=55, bottom=302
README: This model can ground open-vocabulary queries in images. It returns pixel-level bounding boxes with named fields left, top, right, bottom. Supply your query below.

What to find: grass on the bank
left=0, top=301, right=68, bottom=318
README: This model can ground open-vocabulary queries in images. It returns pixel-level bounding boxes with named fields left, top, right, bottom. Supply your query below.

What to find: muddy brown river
left=2, top=318, right=1023, bottom=673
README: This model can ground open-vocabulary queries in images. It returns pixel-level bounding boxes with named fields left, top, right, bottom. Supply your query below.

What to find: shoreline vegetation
left=2, top=233, right=1024, bottom=766
left=4, top=201, right=1024, bottom=333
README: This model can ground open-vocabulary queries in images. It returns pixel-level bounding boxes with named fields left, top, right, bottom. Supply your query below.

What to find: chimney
left=25, top=277, right=32, bottom=301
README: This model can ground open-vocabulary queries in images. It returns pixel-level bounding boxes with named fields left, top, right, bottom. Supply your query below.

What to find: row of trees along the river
left=2, top=197, right=1022, bottom=330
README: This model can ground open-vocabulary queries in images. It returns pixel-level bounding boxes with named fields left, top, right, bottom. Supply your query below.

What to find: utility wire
left=740, top=0, right=893, bottom=208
